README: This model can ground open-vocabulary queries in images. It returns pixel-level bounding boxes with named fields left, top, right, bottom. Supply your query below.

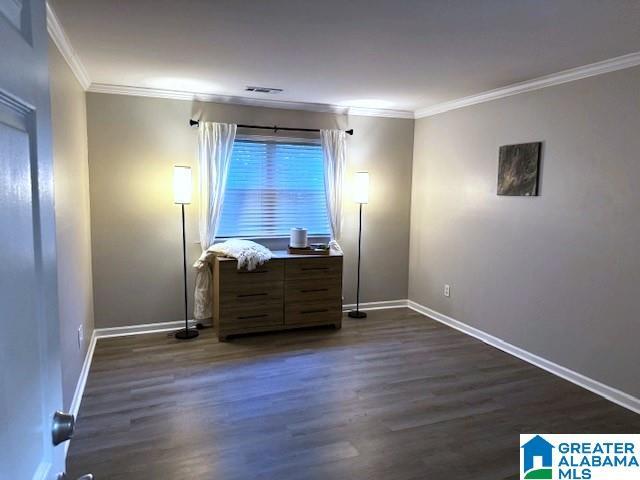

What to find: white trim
left=342, top=299, right=408, bottom=312
left=46, top=2, right=91, bottom=90
left=87, top=83, right=415, bottom=119
left=63, top=330, right=97, bottom=458
left=68, top=330, right=96, bottom=418
left=347, top=106, right=414, bottom=119
left=94, top=319, right=197, bottom=339
left=95, top=50, right=640, bottom=119
left=415, top=51, right=640, bottom=118
left=407, top=300, right=640, bottom=414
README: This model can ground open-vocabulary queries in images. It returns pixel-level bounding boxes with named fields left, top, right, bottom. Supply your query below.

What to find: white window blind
left=217, top=138, right=330, bottom=238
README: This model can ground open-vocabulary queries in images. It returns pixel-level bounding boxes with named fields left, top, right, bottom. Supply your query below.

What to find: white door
left=0, top=1, right=66, bottom=479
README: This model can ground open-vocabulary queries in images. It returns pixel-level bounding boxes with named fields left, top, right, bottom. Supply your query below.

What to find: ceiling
left=50, top=0, right=640, bottom=116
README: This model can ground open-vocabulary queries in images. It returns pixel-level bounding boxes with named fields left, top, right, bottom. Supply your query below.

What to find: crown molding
left=87, top=83, right=415, bottom=119
left=415, top=51, right=640, bottom=118
left=346, top=106, right=414, bottom=119
left=45, top=1, right=640, bottom=121
left=46, top=2, right=91, bottom=90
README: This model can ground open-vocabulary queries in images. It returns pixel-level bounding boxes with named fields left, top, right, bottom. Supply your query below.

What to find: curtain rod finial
left=346, top=129, right=354, bottom=136
left=190, top=119, right=200, bottom=127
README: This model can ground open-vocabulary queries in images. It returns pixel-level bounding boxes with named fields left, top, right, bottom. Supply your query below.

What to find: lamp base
left=348, top=310, right=367, bottom=319
left=174, top=328, right=199, bottom=340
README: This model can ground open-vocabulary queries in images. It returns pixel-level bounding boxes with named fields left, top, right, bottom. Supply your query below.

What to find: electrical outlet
left=444, top=284, right=451, bottom=297
left=77, top=325, right=84, bottom=350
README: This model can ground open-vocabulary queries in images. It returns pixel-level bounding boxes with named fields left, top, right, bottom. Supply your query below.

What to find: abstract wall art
left=497, top=142, right=541, bottom=196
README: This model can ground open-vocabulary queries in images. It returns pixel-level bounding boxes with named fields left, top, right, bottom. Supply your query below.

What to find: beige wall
left=410, top=66, right=640, bottom=397
left=49, top=40, right=95, bottom=409
left=86, top=93, right=413, bottom=328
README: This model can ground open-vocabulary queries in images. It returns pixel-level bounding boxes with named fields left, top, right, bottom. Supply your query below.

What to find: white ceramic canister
left=290, top=227, right=308, bottom=248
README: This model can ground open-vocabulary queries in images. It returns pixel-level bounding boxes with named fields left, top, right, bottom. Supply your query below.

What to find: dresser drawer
left=285, top=300, right=342, bottom=326
left=217, top=258, right=284, bottom=290
left=285, top=278, right=341, bottom=303
left=285, top=257, right=342, bottom=280
left=220, top=304, right=283, bottom=329
left=220, top=282, right=283, bottom=307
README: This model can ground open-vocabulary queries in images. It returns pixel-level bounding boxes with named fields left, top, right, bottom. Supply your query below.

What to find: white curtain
left=193, top=122, right=237, bottom=321
left=320, top=129, right=346, bottom=253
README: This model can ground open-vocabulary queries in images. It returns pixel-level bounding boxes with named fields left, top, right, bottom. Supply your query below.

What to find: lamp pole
left=349, top=171, right=369, bottom=319
left=175, top=203, right=198, bottom=339
left=174, top=166, right=198, bottom=340
left=348, top=202, right=366, bottom=318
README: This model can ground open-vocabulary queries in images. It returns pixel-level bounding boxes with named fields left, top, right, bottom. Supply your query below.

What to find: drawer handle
left=300, top=288, right=329, bottom=293
left=301, top=267, right=329, bottom=271
left=301, top=309, right=328, bottom=314
left=237, top=292, right=268, bottom=298
left=237, top=314, right=269, bottom=320
left=245, top=270, right=269, bottom=274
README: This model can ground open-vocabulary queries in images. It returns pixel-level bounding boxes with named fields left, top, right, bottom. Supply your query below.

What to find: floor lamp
left=348, top=171, right=369, bottom=319
left=173, top=166, right=199, bottom=340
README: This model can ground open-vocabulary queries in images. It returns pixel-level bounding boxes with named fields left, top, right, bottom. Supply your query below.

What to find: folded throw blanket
left=193, top=240, right=273, bottom=321
left=200, top=239, right=273, bottom=271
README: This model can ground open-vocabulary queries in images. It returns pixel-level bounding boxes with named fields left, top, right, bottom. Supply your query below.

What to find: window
left=217, top=137, right=330, bottom=238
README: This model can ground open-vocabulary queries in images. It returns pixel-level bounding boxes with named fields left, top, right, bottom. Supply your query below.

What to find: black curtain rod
left=189, top=119, right=353, bottom=136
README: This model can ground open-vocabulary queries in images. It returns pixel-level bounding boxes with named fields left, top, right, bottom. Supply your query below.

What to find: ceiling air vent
left=245, top=86, right=283, bottom=94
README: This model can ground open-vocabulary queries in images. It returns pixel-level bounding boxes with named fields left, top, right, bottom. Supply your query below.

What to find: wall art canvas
left=497, top=142, right=541, bottom=196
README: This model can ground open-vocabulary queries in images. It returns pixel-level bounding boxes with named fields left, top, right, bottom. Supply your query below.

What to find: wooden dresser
left=213, top=251, right=343, bottom=341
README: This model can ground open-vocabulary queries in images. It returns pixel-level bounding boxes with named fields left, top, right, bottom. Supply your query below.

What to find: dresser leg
left=334, top=322, right=342, bottom=330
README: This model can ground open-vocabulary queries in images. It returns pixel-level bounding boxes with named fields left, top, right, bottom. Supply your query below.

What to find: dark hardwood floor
left=67, top=308, right=639, bottom=480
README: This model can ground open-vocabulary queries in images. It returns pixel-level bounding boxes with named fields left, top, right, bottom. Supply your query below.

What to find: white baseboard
left=94, top=319, right=197, bottom=339
left=69, top=330, right=96, bottom=417
left=342, top=299, right=408, bottom=312
left=65, top=329, right=97, bottom=458
left=407, top=300, right=640, bottom=415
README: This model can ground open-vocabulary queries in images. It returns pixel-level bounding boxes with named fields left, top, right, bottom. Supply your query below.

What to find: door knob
left=52, top=410, right=75, bottom=446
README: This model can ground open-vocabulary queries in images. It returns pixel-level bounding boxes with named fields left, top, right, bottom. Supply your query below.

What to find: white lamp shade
left=173, top=166, right=192, bottom=204
left=353, top=171, right=369, bottom=204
